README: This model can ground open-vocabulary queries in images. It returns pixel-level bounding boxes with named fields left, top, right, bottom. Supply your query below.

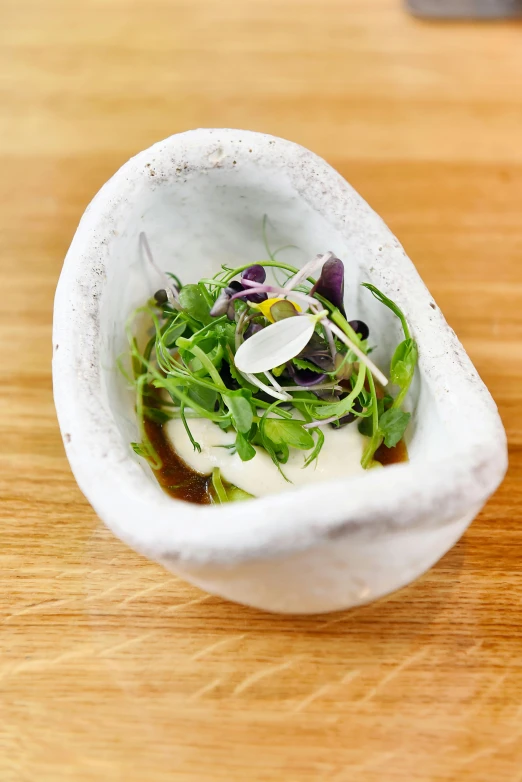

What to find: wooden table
left=2, top=1, right=522, bottom=780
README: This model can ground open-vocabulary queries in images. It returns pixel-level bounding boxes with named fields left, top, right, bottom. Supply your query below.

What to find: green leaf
left=187, top=385, right=218, bottom=412
left=263, top=418, right=315, bottom=450
left=390, top=338, right=418, bottom=388
left=176, top=316, right=227, bottom=351
left=196, top=336, right=218, bottom=355
left=226, top=359, right=258, bottom=392
left=377, top=394, right=393, bottom=416
left=258, top=422, right=290, bottom=477
left=378, top=408, right=411, bottom=448
left=358, top=393, right=393, bottom=437
left=274, top=441, right=290, bottom=464
left=157, top=378, right=225, bottom=423
left=292, top=357, right=326, bottom=374
left=163, top=320, right=187, bottom=348
left=358, top=415, right=373, bottom=437
left=235, top=432, right=256, bottom=462
left=216, top=321, right=237, bottom=353
left=222, top=390, right=254, bottom=434
left=179, top=284, right=212, bottom=325
left=227, top=486, right=254, bottom=502
left=198, top=281, right=214, bottom=308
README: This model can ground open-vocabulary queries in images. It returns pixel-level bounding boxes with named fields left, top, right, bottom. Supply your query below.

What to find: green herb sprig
left=360, top=284, right=418, bottom=468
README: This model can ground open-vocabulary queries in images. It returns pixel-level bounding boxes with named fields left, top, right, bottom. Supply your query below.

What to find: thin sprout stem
left=322, top=320, right=337, bottom=360
left=233, top=307, right=291, bottom=403
left=188, top=344, right=226, bottom=389
left=283, top=252, right=333, bottom=292
left=255, top=400, right=293, bottom=417
left=327, top=320, right=388, bottom=387
left=243, top=372, right=292, bottom=402
left=211, top=468, right=228, bottom=503
left=129, top=338, right=231, bottom=417
left=361, top=370, right=383, bottom=469
left=220, top=260, right=318, bottom=287
left=303, top=415, right=340, bottom=428
left=199, top=278, right=229, bottom=289
left=181, top=314, right=228, bottom=343
left=234, top=280, right=318, bottom=310
left=180, top=403, right=201, bottom=452
left=232, top=311, right=292, bottom=399
left=135, top=375, right=162, bottom=469
left=281, top=383, right=343, bottom=392
left=304, top=361, right=366, bottom=426
left=393, top=383, right=410, bottom=410
left=264, top=370, right=285, bottom=394
left=139, top=232, right=180, bottom=308
left=369, top=371, right=379, bottom=433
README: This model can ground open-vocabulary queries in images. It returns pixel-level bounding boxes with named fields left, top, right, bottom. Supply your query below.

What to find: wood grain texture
left=1, top=1, right=522, bottom=780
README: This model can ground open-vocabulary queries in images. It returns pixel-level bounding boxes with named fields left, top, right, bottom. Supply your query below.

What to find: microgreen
left=292, top=357, right=326, bottom=374
left=379, top=409, right=411, bottom=448
left=360, top=285, right=418, bottom=466
left=361, top=283, right=411, bottom=339
left=263, top=418, right=315, bottom=451
left=222, top=390, right=254, bottom=434
left=123, top=229, right=418, bottom=503
left=179, top=284, right=213, bottom=326
left=235, top=431, right=257, bottom=461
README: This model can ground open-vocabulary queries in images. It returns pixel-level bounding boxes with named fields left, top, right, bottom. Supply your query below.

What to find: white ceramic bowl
left=53, top=129, right=507, bottom=614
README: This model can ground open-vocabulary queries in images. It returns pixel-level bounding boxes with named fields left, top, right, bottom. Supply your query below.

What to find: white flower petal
left=234, top=316, right=316, bottom=374
left=284, top=251, right=334, bottom=292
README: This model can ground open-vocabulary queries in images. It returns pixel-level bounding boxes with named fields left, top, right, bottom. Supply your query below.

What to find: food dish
left=124, top=240, right=415, bottom=503
left=53, top=129, right=507, bottom=612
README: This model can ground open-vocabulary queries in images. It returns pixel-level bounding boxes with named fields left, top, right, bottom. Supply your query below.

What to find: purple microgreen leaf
left=241, top=265, right=267, bottom=285
left=284, top=252, right=333, bottom=291
left=287, top=362, right=327, bottom=387
left=311, top=257, right=345, bottom=315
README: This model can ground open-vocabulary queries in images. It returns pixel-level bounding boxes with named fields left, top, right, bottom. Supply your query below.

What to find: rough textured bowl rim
left=53, top=128, right=507, bottom=566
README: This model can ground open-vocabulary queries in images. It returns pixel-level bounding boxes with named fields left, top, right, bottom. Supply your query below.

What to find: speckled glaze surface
left=53, top=129, right=507, bottom=614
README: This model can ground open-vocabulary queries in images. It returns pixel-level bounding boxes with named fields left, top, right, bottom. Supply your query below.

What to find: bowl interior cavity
left=98, top=161, right=436, bottom=498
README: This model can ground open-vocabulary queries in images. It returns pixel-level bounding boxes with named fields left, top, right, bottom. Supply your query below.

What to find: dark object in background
left=407, top=0, right=522, bottom=17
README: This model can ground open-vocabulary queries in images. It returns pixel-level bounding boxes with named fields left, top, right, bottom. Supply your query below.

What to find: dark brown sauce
left=374, top=438, right=409, bottom=466
left=145, top=418, right=211, bottom=504
left=146, top=417, right=408, bottom=505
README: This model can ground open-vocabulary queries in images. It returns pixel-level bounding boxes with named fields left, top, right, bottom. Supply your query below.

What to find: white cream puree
left=165, top=415, right=366, bottom=497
